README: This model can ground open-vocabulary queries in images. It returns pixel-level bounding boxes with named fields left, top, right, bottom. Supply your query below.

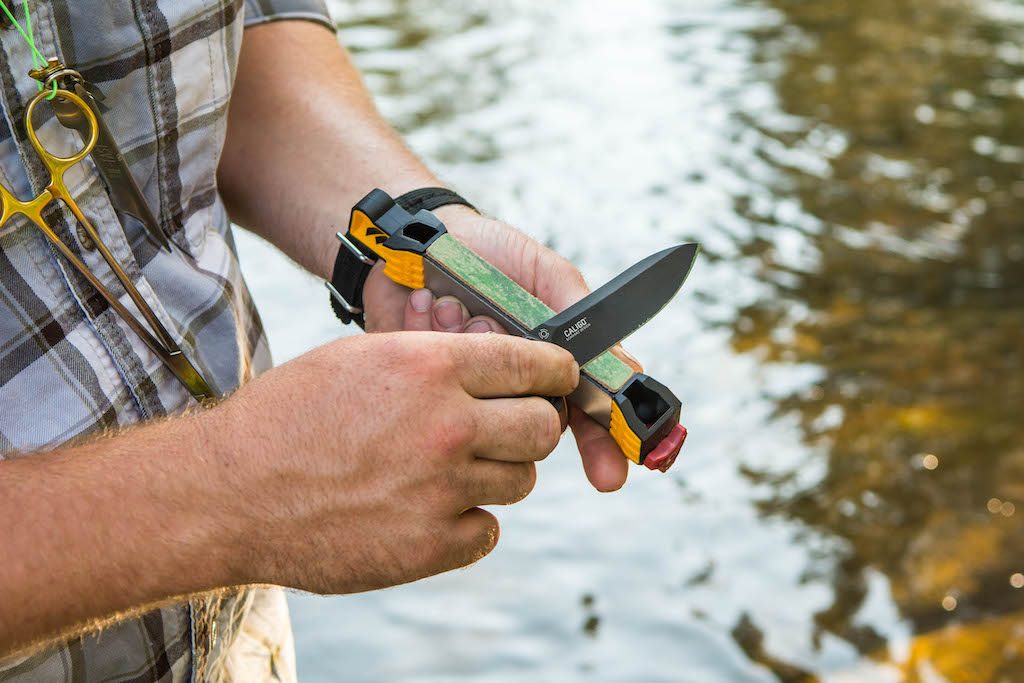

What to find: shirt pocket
left=72, top=1, right=242, bottom=258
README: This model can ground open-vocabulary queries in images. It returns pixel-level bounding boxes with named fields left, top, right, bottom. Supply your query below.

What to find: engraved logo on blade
left=564, top=317, right=590, bottom=341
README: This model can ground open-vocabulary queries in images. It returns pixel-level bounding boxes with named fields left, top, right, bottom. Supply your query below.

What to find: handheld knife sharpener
left=337, top=190, right=687, bottom=472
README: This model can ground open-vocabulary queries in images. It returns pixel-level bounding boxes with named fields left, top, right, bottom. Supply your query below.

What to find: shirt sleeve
left=242, top=0, right=335, bottom=31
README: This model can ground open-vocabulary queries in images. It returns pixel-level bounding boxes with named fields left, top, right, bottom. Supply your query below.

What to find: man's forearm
left=0, top=411, right=245, bottom=657
left=218, top=20, right=457, bottom=279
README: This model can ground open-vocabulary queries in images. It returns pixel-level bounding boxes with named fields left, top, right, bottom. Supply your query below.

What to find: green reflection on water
left=732, top=0, right=1024, bottom=679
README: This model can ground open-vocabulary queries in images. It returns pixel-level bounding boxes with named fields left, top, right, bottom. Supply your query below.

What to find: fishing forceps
left=0, top=87, right=214, bottom=401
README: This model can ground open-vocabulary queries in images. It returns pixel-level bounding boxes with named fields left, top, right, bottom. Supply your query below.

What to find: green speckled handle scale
left=427, top=235, right=636, bottom=393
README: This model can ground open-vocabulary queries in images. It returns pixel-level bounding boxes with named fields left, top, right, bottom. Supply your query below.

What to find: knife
left=331, top=189, right=698, bottom=472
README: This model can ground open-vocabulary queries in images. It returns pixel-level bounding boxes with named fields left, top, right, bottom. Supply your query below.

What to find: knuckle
left=516, top=399, right=561, bottom=459
left=510, top=347, right=537, bottom=393
left=538, top=404, right=562, bottom=454
left=466, top=336, right=493, bottom=371
left=430, top=343, right=459, bottom=378
left=458, top=413, right=480, bottom=452
left=432, top=413, right=476, bottom=456
left=555, top=352, right=578, bottom=393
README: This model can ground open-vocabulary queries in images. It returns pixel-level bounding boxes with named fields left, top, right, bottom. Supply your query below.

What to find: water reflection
left=332, top=0, right=546, bottom=163
left=261, top=0, right=1024, bottom=680
left=729, top=0, right=1024, bottom=678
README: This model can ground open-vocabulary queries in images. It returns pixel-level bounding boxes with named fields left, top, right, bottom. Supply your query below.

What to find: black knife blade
left=530, top=243, right=698, bottom=365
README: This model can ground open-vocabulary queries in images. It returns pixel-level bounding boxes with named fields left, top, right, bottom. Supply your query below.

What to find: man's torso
left=0, top=1, right=330, bottom=680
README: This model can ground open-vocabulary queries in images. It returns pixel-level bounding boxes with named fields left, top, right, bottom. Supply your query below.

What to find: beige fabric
left=216, top=588, right=297, bottom=683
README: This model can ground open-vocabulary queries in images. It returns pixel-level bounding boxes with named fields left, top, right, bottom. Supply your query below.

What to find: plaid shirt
left=0, top=1, right=333, bottom=681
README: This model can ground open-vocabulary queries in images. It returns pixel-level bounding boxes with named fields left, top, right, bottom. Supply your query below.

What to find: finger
left=471, top=396, right=562, bottom=462
left=463, top=315, right=507, bottom=334
left=461, top=226, right=591, bottom=314
left=461, top=460, right=537, bottom=506
left=533, top=249, right=591, bottom=312
left=444, top=507, right=500, bottom=570
left=432, top=296, right=470, bottom=332
left=403, top=289, right=435, bottom=331
left=361, top=262, right=408, bottom=332
left=452, top=335, right=579, bottom=398
left=570, top=407, right=629, bottom=492
left=610, top=343, right=643, bottom=373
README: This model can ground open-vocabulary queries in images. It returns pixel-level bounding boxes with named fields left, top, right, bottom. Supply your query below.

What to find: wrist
left=314, top=179, right=447, bottom=279
left=328, top=188, right=481, bottom=329
left=188, top=402, right=269, bottom=586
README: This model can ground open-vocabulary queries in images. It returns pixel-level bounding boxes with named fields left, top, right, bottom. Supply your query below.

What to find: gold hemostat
left=0, top=80, right=213, bottom=401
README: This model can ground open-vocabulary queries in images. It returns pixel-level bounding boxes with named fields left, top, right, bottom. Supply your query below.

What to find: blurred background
left=235, top=0, right=1024, bottom=680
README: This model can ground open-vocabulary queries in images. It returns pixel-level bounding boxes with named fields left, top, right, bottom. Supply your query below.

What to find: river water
left=235, top=1, right=1024, bottom=680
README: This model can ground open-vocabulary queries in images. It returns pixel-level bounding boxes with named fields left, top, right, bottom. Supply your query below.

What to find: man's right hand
left=0, top=331, right=576, bottom=656
left=211, top=331, right=579, bottom=594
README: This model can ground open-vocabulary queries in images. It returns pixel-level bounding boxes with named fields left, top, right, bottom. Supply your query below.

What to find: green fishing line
left=0, top=0, right=58, bottom=99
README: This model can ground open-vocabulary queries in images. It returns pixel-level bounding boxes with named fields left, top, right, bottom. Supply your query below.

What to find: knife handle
left=340, top=189, right=686, bottom=472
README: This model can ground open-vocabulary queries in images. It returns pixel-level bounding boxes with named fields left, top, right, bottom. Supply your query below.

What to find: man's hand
left=0, top=332, right=578, bottom=654
left=217, top=332, right=578, bottom=593
left=362, top=207, right=639, bottom=493
left=219, top=21, right=636, bottom=492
